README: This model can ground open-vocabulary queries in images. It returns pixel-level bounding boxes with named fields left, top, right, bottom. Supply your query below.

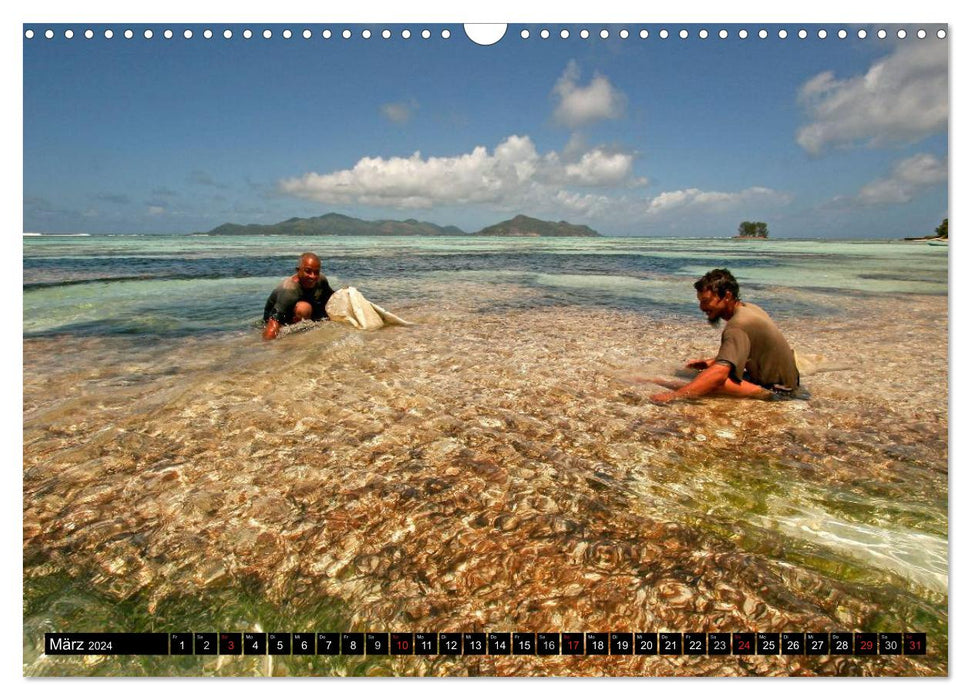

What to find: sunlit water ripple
left=23, top=235, right=947, bottom=676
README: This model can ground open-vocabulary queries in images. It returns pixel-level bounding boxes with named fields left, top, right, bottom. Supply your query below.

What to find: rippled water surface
left=23, top=235, right=947, bottom=676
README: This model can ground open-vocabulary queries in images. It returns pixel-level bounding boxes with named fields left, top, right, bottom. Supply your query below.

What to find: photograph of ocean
left=23, top=234, right=947, bottom=675
left=22, top=18, right=949, bottom=679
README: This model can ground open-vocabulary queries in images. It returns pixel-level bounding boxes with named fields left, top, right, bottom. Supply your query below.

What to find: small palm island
left=904, top=218, right=948, bottom=245
left=732, top=221, right=770, bottom=239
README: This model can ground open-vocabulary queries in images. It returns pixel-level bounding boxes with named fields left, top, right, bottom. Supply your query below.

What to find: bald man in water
left=262, top=252, right=336, bottom=340
left=650, top=268, right=800, bottom=402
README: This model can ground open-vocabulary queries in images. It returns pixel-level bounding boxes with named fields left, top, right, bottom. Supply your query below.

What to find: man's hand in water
left=262, top=318, right=281, bottom=341
left=649, top=390, right=679, bottom=404
left=685, top=358, right=714, bottom=371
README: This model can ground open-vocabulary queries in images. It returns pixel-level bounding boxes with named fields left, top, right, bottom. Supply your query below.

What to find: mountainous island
left=475, top=215, right=599, bottom=237
left=197, top=213, right=601, bottom=238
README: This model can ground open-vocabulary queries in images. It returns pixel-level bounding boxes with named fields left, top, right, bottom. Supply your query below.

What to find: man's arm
left=650, top=361, right=732, bottom=403
left=262, top=318, right=282, bottom=340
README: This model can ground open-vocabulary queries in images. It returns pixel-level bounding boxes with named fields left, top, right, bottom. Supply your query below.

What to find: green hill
left=198, top=212, right=600, bottom=237
left=474, top=215, right=600, bottom=237
left=201, top=213, right=466, bottom=237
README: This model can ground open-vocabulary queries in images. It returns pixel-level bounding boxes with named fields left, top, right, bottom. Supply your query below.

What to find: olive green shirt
left=716, top=302, right=800, bottom=389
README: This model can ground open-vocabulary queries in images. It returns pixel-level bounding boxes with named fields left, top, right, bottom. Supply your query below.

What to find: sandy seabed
left=23, top=281, right=948, bottom=676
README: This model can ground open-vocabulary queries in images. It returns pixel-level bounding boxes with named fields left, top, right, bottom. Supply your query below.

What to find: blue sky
left=23, top=22, right=948, bottom=237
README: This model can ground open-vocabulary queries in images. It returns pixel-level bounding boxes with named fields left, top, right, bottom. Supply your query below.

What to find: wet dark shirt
left=263, top=276, right=336, bottom=324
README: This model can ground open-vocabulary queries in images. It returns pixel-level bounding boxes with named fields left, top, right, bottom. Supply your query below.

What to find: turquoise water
left=23, top=235, right=947, bottom=338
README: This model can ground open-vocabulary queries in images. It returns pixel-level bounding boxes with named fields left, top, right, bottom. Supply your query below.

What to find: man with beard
left=649, top=268, right=800, bottom=403
left=262, top=252, right=336, bottom=340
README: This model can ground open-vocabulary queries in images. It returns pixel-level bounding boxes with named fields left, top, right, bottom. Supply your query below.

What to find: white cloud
left=278, top=137, right=788, bottom=231
left=278, top=135, right=637, bottom=210
left=563, top=150, right=636, bottom=186
left=855, top=153, right=947, bottom=205
left=645, top=186, right=791, bottom=215
left=147, top=206, right=165, bottom=216
left=380, top=100, right=417, bottom=124
left=552, top=60, right=627, bottom=128
left=796, top=41, right=948, bottom=154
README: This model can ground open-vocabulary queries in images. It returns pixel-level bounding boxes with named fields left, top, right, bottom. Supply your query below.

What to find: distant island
left=732, top=221, right=769, bottom=239
left=904, top=217, right=948, bottom=243
left=196, top=213, right=601, bottom=238
left=475, top=214, right=600, bottom=238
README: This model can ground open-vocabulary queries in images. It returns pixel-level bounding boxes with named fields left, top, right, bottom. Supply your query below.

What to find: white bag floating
left=325, top=287, right=414, bottom=330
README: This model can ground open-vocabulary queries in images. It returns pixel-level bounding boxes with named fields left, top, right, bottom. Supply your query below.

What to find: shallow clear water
left=23, top=235, right=947, bottom=676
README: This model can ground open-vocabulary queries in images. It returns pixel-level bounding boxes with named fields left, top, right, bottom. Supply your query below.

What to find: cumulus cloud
left=645, top=186, right=792, bottom=215
left=278, top=135, right=637, bottom=210
left=562, top=150, right=637, bottom=186
left=278, top=135, right=788, bottom=230
left=552, top=61, right=627, bottom=128
left=855, top=153, right=947, bottom=205
left=796, top=41, right=948, bottom=154
left=381, top=100, right=417, bottom=124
